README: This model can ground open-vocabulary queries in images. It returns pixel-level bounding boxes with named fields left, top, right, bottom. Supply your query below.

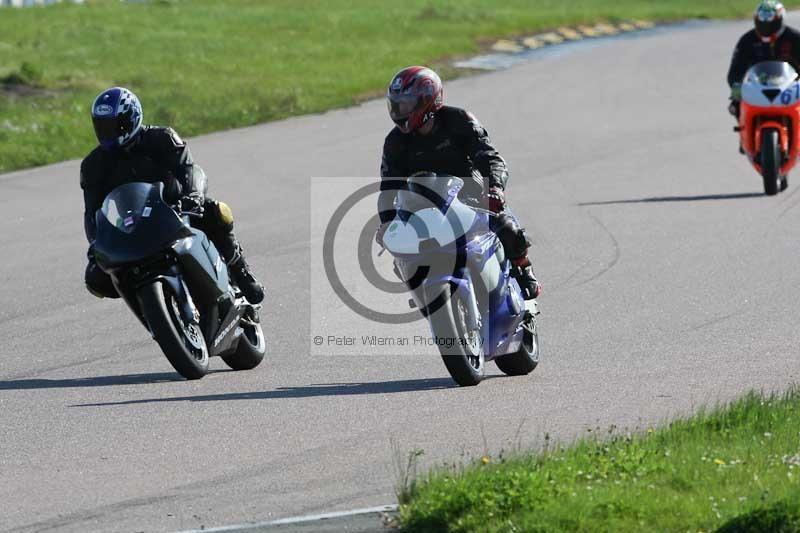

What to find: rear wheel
left=495, top=312, right=540, bottom=376
left=137, top=281, right=209, bottom=379
left=221, top=313, right=266, bottom=370
left=780, top=175, right=789, bottom=192
left=761, top=129, right=781, bottom=196
left=428, top=283, right=484, bottom=386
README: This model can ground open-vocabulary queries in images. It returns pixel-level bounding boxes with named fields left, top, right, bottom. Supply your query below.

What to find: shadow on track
left=70, top=377, right=473, bottom=407
left=0, top=371, right=229, bottom=390
left=579, top=192, right=763, bottom=206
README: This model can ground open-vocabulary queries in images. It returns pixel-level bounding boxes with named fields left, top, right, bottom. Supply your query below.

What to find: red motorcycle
left=737, top=61, right=800, bottom=195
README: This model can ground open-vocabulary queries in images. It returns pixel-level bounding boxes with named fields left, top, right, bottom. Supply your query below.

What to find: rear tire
left=495, top=312, right=540, bottom=376
left=138, top=281, right=209, bottom=380
left=780, top=175, right=788, bottom=192
left=427, top=283, right=484, bottom=386
left=221, top=315, right=265, bottom=370
left=761, top=129, right=781, bottom=196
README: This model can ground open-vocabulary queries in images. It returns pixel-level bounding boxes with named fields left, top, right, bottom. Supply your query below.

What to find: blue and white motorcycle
left=382, top=174, right=540, bottom=386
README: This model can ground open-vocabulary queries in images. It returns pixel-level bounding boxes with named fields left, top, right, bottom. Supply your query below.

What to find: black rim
left=166, top=291, right=207, bottom=363
left=525, top=316, right=540, bottom=363
left=241, top=320, right=264, bottom=351
left=244, top=323, right=258, bottom=345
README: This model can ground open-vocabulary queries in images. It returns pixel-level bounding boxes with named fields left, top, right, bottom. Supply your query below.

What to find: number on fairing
left=781, top=83, right=800, bottom=105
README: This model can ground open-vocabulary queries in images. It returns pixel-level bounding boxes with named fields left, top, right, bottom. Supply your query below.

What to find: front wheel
left=495, top=312, right=540, bottom=376
left=427, top=283, right=484, bottom=386
left=137, top=281, right=209, bottom=379
left=221, top=315, right=266, bottom=370
left=761, top=129, right=781, bottom=196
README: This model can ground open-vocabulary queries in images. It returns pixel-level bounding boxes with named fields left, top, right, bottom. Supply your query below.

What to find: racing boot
left=202, top=199, right=265, bottom=304
left=511, top=255, right=541, bottom=300
left=227, top=247, right=264, bottom=304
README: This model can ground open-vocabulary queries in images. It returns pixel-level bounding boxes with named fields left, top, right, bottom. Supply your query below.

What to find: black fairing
left=93, top=182, right=191, bottom=268
left=92, top=182, right=247, bottom=358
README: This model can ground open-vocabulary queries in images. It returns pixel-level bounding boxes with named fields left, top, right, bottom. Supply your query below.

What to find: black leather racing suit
left=80, top=126, right=243, bottom=298
left=727, top=27, right=800, bottom=88
left=727, top=27, right=800, bottom=118
left=379, top=105, right=531, bottom=261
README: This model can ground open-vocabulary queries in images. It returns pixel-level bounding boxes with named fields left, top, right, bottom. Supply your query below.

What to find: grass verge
left=398, top=388, right=800, bottom=532
left=1, top=0, right=796, bottom=172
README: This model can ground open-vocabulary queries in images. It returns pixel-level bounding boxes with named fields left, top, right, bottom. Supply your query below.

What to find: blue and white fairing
left=741, top=61, right=800, bottom=107
left=382, top=177, right=476, bottom=254
left=383, top=176, right=528, bottom=358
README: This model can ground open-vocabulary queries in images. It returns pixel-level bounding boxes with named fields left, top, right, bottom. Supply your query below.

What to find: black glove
left=178, top=194, right=204, bottom=214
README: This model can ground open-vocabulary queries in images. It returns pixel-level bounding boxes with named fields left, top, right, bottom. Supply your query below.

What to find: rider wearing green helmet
left=728, top=1, right=800, bottom=117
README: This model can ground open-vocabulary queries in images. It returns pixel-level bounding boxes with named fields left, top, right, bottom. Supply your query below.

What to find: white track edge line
left=175, top=504, right=398, bottom=532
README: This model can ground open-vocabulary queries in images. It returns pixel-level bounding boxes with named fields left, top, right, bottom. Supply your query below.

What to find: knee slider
left=206, top=200, right=234, bottom=232
left=217, top=201, right=234, bottom=228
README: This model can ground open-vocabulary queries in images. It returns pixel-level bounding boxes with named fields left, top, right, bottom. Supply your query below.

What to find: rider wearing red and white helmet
left=378, top=66, right=540, bottom=299
left=728, top=1, right=800, bottom=116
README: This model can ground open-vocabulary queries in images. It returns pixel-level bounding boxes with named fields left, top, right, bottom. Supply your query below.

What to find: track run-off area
left=1, top=15, right=800, bottom=533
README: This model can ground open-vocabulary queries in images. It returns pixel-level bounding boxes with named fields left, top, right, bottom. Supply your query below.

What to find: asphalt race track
left=2, top=16, right=800, bottom=533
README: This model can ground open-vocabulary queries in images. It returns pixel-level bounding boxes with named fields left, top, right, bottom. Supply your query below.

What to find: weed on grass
left=399, top=388, right=800, bottom=532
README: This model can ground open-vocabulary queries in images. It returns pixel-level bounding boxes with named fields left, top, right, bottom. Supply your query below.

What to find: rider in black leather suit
left=81, top=87, right=264, bottom=304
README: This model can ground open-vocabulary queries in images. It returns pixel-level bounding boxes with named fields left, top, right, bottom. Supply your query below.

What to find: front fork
left=754, top=121, right=790, bottom=159
left=125, top=264, right=199, bottom=332
left=155, top=274, right=199, bottom=327
left=422, top=276, right=481, bottom=331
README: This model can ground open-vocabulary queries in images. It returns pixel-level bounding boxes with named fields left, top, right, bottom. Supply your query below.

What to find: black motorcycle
left=92, top=182, right=265, bottom=379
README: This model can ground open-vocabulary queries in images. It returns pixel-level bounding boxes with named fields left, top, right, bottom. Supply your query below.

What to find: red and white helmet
left=386, top=66, right=443, bottom=133
left=754, top=0, right=786, bottom=42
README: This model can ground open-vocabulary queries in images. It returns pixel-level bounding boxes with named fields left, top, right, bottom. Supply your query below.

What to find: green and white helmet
left=754, top=0, right=786, bottom=42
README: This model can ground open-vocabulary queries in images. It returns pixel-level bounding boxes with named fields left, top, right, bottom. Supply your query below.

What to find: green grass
left=397, top=389, right=800, bottom=532
left=0, top=0, right=795, bottom=172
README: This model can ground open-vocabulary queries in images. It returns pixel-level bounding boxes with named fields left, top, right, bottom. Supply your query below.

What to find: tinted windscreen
left=396, top=175, right=463, bottom=213
left=747, top=61, right=798, bottom=86
left=101, top=182, right=153, bottom=234
left=94, top=182, right=189, bottom=266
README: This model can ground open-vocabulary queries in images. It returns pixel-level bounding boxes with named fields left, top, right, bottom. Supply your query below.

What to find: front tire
left=761, top=129, right=781, bottom=196
left=495, top=312, right=540, bottom=376
left=137, top=281, right=209, bottom=380
left=427, top=283, right=484, bottom=386
left=221, top=315, right=265, bottom=370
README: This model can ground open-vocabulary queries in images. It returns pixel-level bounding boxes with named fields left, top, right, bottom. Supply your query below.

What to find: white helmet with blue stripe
left=91, top=87, right=143, bottom=150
